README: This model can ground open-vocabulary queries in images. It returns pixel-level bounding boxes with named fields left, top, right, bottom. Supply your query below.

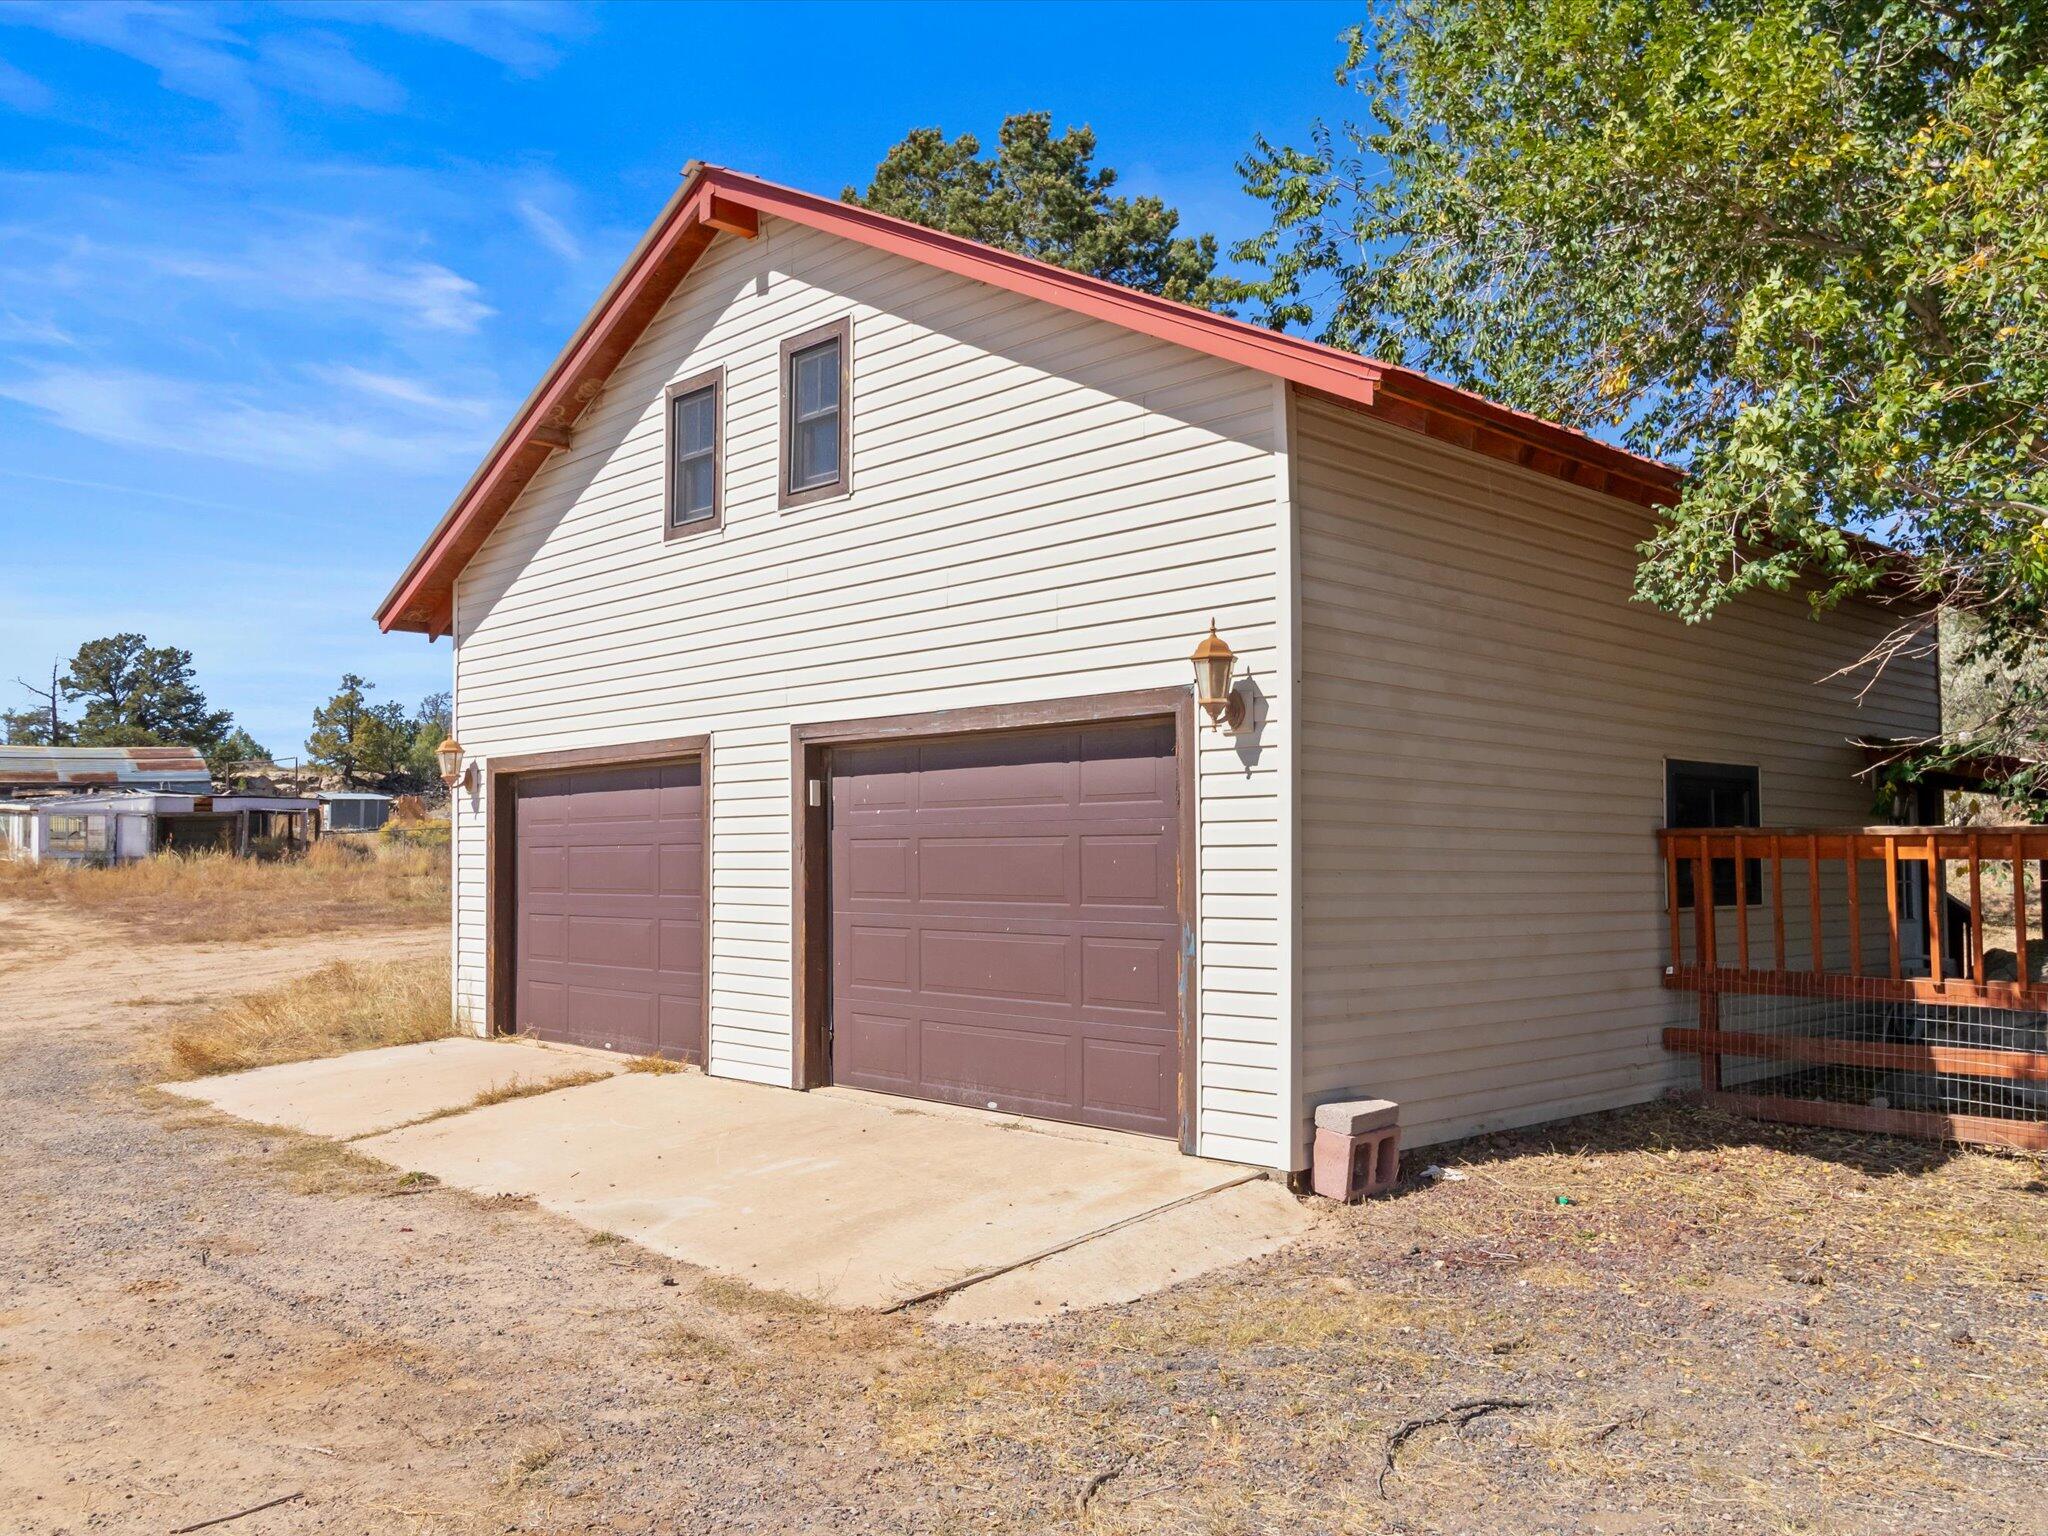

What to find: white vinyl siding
left=450, top=215, right=1291, bottom=1168
left=1293, top=395, right=1942, bottom=1151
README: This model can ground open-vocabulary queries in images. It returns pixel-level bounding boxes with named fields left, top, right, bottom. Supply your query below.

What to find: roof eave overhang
left=376, top=164, right=1683, bottom=635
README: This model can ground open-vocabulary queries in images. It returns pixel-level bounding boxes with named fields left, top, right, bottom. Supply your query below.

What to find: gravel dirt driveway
left=5, top=896, right=2045, bottom=1535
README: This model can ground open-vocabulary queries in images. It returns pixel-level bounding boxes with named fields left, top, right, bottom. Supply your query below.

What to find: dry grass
left=0, top=837, right=448, bottom=942
left=468, top=1069, right=609, bottom=1108
left=144, top=954, right=452, bottom=1080
left=833, top=1103, right=2048, bottom=1534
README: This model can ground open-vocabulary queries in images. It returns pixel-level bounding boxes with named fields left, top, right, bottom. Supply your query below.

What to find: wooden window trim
left=663, top=365, right=724, bottom=541
left=777, top=315, right=852, bottom=510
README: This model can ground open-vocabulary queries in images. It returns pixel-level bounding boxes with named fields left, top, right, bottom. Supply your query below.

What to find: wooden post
left=1846, top=844, right=1862, bottom=976
left=1925, top=835, right=1944, bottom=987
left=1883, top=836, right=1902, bottom=980
left=1808, top=833, right=1823, bottom=973
left=1770, top=835, right=1786, bottom=972
left=1665, top=839, right=1683, bottom=969
left=1693, top=846, right=1716, bottom=971
left=2015, top=842, right=2031, bottom=989
left=1734, top=835, right=1751, bottom=972
left=1968, top=833, right=1984, bottom=985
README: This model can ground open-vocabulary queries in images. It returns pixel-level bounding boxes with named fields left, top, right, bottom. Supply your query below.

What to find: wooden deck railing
left=1657, top=825, right=2048, bottom=1150
left=1659, top=826, right=2048, bottom=1009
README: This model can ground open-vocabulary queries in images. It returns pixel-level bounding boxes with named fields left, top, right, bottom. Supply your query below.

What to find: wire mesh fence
left=1659, top=825, right=2048, bottom=1148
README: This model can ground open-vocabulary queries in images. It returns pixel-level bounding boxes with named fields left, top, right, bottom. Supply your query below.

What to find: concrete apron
left=316, top=1056, right=1313, bottom=1318
left=162, top=1037, right=627, bottom=1140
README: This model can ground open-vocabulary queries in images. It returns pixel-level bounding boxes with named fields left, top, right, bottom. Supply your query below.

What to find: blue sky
left=0, top=0, right=1361, bottom=756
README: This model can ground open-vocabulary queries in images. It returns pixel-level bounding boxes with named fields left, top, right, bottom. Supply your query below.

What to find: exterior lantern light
left=436, top=737, right=466, bottom=787
left=1191, top=621, right=1246, bottom=730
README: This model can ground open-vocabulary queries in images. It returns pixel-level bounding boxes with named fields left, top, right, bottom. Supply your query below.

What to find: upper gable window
left=664, top=367, right=723, bottom=539
left=780, top=317, right=850, bottom=507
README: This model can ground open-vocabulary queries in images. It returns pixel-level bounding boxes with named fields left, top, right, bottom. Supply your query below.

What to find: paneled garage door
left=514, top=759, right=705, bottom=1062
left=829, top=720, right=1182, bottom=1137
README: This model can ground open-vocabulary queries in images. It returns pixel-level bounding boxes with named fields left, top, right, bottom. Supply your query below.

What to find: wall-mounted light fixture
left=1191, top=622, right=1246, bottom=730
left=436, top=737, right=477, bottom=793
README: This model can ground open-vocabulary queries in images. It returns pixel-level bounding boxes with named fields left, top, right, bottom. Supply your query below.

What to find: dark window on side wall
left=779, top=318, right=849, bottom=507
left=664, top=368, right=722, bottom=539
left=1667, top=759, right=1762, bottom=907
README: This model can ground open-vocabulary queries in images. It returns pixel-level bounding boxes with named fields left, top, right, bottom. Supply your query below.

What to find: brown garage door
left=829, top=720, right=1182, bottom=1137
left=514, top=759, right=705, bottom=1062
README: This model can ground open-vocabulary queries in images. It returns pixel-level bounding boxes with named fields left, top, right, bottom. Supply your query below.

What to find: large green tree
left=848, top=112, right=1250, bottom=310
left=1238, top=2, right=2048, bottom=771
left=58, top=633, right=235, bottom=749
left=305, top=674, right=412, bottom=788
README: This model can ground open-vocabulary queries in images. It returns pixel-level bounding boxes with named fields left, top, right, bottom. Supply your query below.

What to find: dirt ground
left=4, top=900, right=2046, bottom=1535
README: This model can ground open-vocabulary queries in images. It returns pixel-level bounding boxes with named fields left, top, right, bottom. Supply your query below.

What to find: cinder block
left=1313, top=1097, right=1400, bottom=1136
left=1311, top=1124, right=1402, bottom=1202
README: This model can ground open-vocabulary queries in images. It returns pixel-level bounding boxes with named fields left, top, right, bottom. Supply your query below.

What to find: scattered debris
left=169, top=1491, right=304, bottom=1533
left=1873, top=1422, right=2045, bottom=1462
left=1420, top=1164, right=1468, bottom=1183
left=1075, top=1453, right=1134, bottom=1514
left=1379, top=1398, right=1536, bottom=1496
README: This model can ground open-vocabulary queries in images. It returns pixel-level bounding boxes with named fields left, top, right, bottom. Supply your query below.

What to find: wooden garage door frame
left=791, top=688, right=1198, bottom=1154
left=486, top=734, right=712, bottom=1047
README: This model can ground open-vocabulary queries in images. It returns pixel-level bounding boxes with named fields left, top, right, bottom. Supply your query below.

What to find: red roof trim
left=376, top=165, right=1681, bottom=634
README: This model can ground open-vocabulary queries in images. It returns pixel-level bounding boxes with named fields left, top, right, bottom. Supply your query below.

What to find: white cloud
left=18, top=220, right=499, bottom=336
left=2, top=2, right=267, bottom=119
left=0, top=310, right=76, bottom=347
left=308, top=364, right=495, bottom=418
left=0, top=54, right=55, bottom=113
left=256, top=29, right=406, bottom=113
left=515, top=197, right=583, bottom=266
left=0, top=365, right=488, bottom=473
left=326, top=1, right=588, bottom=77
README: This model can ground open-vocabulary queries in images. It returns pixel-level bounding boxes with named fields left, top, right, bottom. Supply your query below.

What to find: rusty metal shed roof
left=0, top=745, right=212, bottom=791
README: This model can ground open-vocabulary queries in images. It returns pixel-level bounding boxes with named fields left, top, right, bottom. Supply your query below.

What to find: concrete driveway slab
left=163, top=1037, right=623, bottom=1140
left=932, top=1177, right=1312, bottom=1326
left=358, top=1070, right=1265, bottom=1309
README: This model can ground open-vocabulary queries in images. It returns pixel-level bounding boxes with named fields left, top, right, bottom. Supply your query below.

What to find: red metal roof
left=376, top=164, right=1682, bottom=636
left=0, top=745, right=212, bottom=791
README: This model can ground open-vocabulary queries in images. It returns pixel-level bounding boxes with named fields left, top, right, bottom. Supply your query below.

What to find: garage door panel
left=844, top=923, right=914, bottom=989
left=563, top=984, right=657, bottom=1053
left=523, top=979, right=565, bottom=1030
left=1079, top=833, right=1171, bottom=907
left=838, top=1008, right=916, bottom=1086
left=919, top=928, right=1073, bottom=1005
left=565, top=843, right=657, bottom=896
left=843, top=836, right=911, bottom=899
left=1079, top=936, right=1174, bottom=1011
left=918, top=1017, right=1073, bottom=1108
left=516, top=758, right=704, bottom=1063
left=830, top=719, right=1180, bottom=1137
left=565, top=913, right=656, bottom=970
left=919, top=835, right=1068, bottom=903
left=658, top=843, right=704, bottom=896
left=1080, top=1039, right=1175, bottom=1123
left=1077, top=725, right=1176, bottom=805
left=525, top=913, right=566, bottom=963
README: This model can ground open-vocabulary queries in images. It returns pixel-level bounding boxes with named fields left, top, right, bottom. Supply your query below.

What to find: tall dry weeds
left=0, top=838, right=447, bottom=942
left=146, top=955, right=452, bottom=1079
